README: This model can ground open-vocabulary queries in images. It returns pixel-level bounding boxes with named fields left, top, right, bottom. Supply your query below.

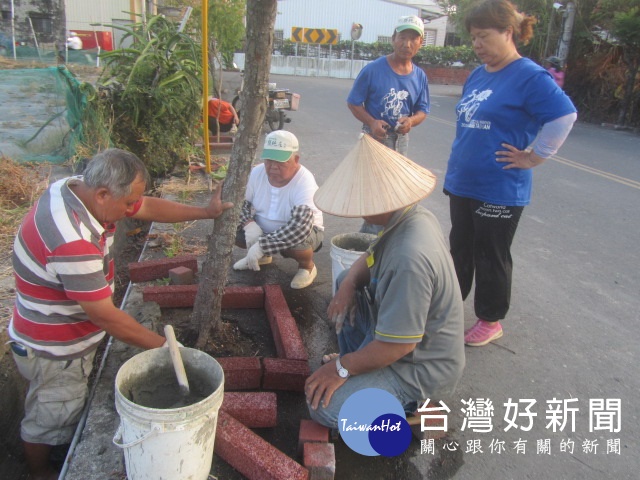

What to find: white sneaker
left=233, top=256, right=272, bottom=270
left=290, top=265, right=317, bottom=289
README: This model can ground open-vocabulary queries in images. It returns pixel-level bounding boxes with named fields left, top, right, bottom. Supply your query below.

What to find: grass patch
left=0, top=156, right=48, bottom=272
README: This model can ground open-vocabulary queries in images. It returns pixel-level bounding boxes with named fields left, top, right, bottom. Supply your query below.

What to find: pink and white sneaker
left=464, top=319, right=503, bottom=346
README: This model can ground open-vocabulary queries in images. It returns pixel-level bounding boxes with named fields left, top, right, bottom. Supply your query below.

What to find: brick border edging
left=128, top=255, right=198, bottom=283
left=137, top=280, right=339, bottom=478
left=142, top=284, right=264, bottom=309
left=142, top=283, right=308, bottom=362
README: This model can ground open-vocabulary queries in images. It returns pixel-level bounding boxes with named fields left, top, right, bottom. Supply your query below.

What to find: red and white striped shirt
left=9, top=176, right=142, bottom=359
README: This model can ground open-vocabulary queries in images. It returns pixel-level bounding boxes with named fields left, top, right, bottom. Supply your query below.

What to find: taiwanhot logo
left=338, top=388, right=412, bottom=456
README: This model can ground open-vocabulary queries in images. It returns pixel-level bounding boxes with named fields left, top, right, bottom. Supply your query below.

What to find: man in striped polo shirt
left=8, top=148, right=232, bottom=480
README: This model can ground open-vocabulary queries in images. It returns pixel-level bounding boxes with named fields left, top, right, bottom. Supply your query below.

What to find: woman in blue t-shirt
left=443, top=0, right=577, bottom=347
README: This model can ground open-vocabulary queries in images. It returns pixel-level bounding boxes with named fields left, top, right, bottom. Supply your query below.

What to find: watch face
left=336, top=358, right=350, bottom=378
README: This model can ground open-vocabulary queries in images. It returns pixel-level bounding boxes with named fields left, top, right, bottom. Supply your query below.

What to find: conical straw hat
left=314, top=134, right=437, bottom=217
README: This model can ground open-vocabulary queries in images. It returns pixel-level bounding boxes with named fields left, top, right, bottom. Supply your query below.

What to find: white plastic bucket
left=330, top=233, right=377, bottom=294
left=113, top=347, right=224, bottom=480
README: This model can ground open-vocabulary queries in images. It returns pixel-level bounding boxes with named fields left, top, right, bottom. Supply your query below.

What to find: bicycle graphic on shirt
left=382, top=88, right=410, bottom=120
left=457, top=89, right=493, bottom=123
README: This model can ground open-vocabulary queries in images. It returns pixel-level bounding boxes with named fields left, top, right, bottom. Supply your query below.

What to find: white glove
left=245, top=243, right=264, bottom=271
left=243, top=222, right=263, bottom=250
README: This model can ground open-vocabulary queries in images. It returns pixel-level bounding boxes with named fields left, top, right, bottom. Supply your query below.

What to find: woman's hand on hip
left=496, top=143, right=545, bottom=170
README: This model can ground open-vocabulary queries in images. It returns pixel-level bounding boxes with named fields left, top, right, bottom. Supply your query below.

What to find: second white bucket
left=330, top=233, right=377, bottom=295
left=113, top=347, right=224, bottom=480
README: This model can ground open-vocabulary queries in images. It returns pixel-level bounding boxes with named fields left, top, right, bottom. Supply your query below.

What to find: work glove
left=243, top=222, right=263, bottom=250
left=245, top=242, right=264, bottom=271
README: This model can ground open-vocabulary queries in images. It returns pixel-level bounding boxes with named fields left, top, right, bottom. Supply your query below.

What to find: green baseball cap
left=395, top=15, right=425, bottom=37
left=261, top=130, right=299, bottom=162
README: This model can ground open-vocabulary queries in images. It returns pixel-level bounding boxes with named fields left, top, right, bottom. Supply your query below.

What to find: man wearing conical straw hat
left=305, top=134, right=465, bottom=429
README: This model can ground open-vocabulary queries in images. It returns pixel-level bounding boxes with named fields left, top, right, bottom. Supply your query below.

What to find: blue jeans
left=361, top=125, right=409, bottom=156
left=308, top=273, right=417, bottom=428
left=381, top=131, right=408, bottom=156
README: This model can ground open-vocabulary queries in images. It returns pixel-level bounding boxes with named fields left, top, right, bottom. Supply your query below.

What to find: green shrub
left=272, top=40, right=476, bottom=66
left=90, top=15, right=203, bottom=177
left=414, top=45, right=477, bottom=66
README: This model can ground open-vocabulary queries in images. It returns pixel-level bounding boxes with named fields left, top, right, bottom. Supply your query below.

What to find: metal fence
left=234, top=52, right=369, bottom=79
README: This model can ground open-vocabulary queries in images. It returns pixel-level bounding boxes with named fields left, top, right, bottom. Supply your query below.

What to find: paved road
left=269, top=73, right=640, bottom=479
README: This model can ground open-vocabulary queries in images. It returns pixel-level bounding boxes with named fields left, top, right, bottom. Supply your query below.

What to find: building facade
left=274, top=0, right=447, bottom=47
left=0, top=0, right=150, bottom=51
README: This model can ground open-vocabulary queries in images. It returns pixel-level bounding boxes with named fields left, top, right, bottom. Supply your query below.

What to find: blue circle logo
left=338, top=388, right=412, bottom=456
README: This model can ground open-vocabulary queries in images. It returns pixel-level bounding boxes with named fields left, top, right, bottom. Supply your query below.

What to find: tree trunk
left=191, top=0, right=277, bottom=349
left=616, top=48, right=640, bottom=127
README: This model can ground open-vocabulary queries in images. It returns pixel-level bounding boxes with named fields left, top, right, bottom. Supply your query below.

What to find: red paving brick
left=262, top=358, right=310, bottom=392
left=128, top=255, right=197, bottom=283
left=263, top=284, right=307, bottom=361
left=221, top=392, right=277, bottom=428
left=303, top=443, right=335, bottom=480
left=168, top=266, right=194, bottom=285
left=216, top=357, right=262, bottom=391
left=142, top=285, right=264, bottom=309
left=264, top=284, right=292, bottom=329
left=298, top=419, right=330, bottom=455
left=142, top=284, right=197, bottom=307
left=274, top=314, right=308, bottom=361
left=216, top=410, right=309, bottom=480
left=221, top=286, right=264, bottom=309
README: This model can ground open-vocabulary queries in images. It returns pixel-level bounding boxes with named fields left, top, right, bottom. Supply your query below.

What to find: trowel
left=164, top=324, right=190, bottom=396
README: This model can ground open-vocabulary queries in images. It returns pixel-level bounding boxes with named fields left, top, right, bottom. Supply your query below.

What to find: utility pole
left=544, top=2, right=564, bottom=60
left=556, top=1, right=575, bottom=66
left=350, top=23, right=362, bottom=79
left=10, top=0, right=16, bottom=59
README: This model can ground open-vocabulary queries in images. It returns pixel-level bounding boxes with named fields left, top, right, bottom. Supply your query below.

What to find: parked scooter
left=232, top=72, right=300, bottom=131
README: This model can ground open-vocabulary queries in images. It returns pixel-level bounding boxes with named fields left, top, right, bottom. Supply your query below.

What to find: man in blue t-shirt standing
left=347, top=15, right=430, bottom=157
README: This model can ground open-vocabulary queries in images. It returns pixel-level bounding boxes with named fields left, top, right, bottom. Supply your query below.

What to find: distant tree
left=169, top=0, right=246, bottom=90
left=206, top=0, right=246, bottom=70
left=592, top=0, right=640, bottom=126
left=437, top=0, right=558, bottom=61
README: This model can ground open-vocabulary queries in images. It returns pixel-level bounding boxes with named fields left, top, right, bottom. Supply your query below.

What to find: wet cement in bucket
left=332, top=233, right=375, bottom=251
left=123, top=362, right=213, bottom=409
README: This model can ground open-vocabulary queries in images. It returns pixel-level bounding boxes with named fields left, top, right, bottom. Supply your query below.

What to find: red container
left=73, top=30, right=113, bottom=51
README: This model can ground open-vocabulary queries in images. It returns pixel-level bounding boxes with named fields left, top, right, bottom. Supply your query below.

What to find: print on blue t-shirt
left=444, top=58, right=577, bottom=206
left=347, top=57, right=430, bottom=129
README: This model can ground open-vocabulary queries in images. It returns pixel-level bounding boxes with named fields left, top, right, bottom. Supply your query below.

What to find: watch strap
left=336, top=356, right=350, bottom=378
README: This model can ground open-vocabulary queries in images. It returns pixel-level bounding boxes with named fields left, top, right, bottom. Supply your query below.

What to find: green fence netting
left=3, top=44, right=101, bottom=66
left=0, top=64, right=101, bottom=164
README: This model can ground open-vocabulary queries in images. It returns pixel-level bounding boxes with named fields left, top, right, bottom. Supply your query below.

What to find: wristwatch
left=336, top=356, right=350, bottom=379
